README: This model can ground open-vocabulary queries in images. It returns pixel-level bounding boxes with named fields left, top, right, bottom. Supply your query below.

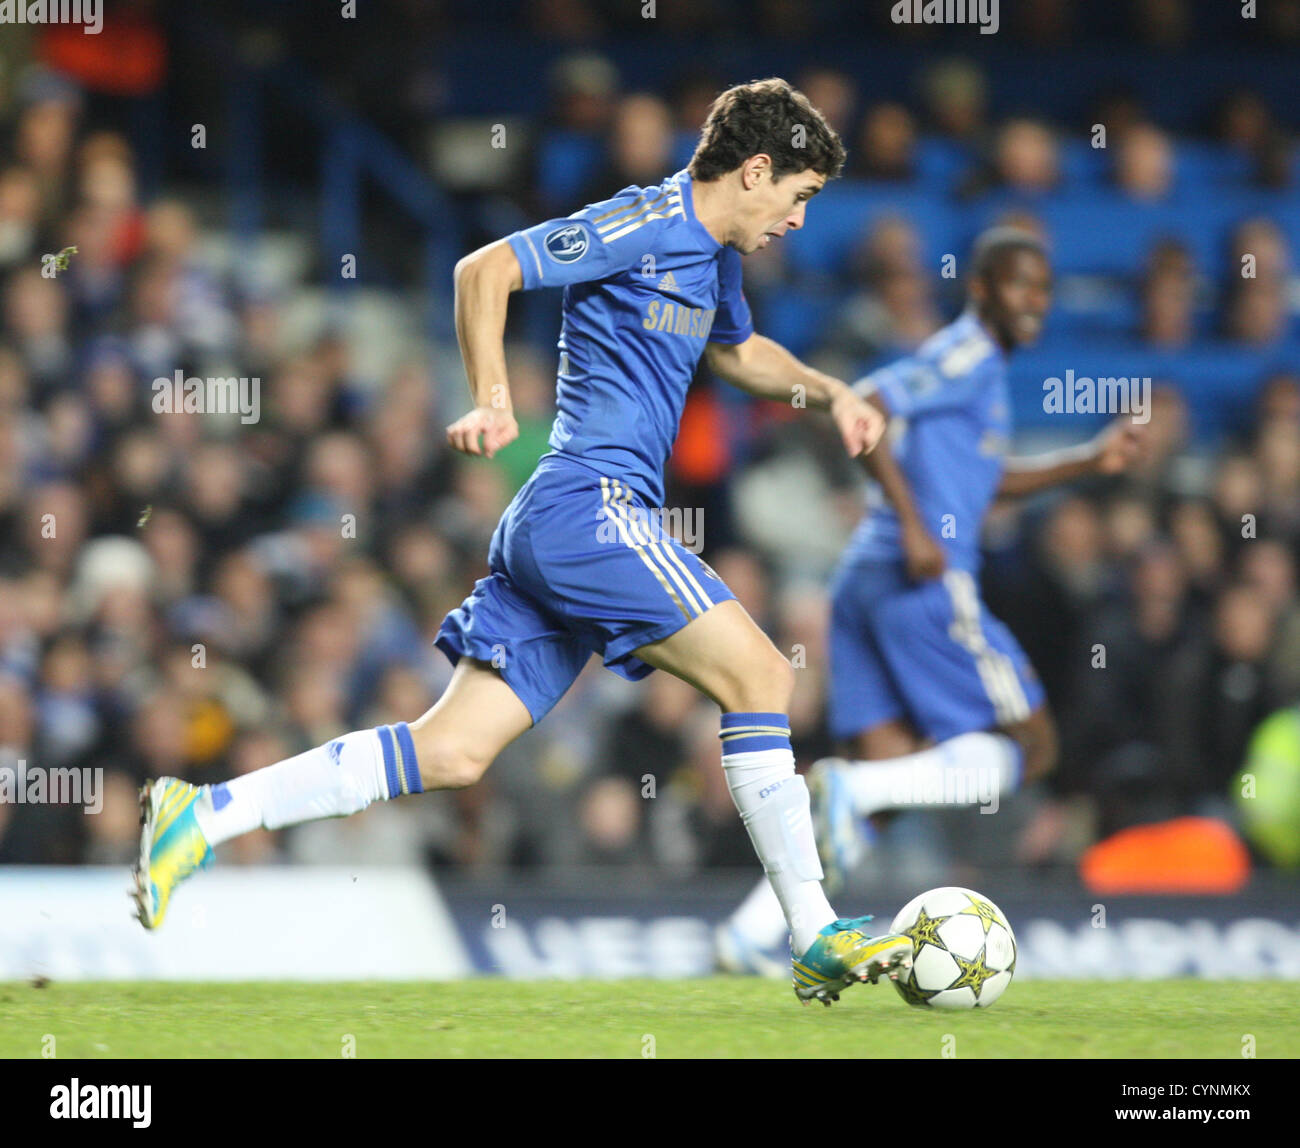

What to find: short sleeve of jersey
left=859, top=341, right=996, bottom=418
left=508, top=196, right=655, bottom=291
left=707, top=246, right=754, bottom=346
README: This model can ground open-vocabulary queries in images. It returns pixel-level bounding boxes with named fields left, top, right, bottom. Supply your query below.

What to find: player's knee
left=769, top=652, right=797, bottom=706
left=411, top=728, right=491, bottom=790
left=716, top=648, right=796, bottom=714
left=424, top=744, right=490, bottom=790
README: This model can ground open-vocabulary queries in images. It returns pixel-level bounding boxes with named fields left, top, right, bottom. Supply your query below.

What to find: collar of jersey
left=673, top=169, right=724, bottom=252
left=961, top=308, right=1009, bottom=363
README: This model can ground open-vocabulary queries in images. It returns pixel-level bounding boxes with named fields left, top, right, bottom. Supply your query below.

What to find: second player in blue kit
left=718, top=230, right=1145, bottom=970
left=828, top=308, right=1045, bottom=746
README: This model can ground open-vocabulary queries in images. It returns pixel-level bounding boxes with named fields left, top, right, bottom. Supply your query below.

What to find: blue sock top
left=719, top=711, right=791, bottom=754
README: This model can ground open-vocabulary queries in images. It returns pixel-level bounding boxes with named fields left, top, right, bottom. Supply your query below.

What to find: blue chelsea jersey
left=505, top=169, right=753, bottom=506
left=844, top=312, right=1013, bottom=573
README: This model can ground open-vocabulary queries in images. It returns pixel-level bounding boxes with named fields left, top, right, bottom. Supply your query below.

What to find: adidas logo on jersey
left=658, top=271, right=679, bottom=292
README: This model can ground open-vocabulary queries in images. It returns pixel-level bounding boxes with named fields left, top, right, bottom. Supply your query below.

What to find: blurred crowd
left=1, top=4, right=1299, bottom=879
left=982, top=379, right=1300, bottom=870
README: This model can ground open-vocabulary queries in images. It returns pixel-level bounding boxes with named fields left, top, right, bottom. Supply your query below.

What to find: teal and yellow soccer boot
left=791, top=915, right=913, bottom=1005
left=132, top=778, right=213, bottom=930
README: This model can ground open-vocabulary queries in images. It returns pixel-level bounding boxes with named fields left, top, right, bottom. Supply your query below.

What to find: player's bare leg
left=407, top=658, right=535, bottom=790
left=851, top=717, right=924, bottom=761
left=638, top=600, right=912, bottom=1003
left=1000, top=705, right=1058, bottom=783
left=632, top=598, right=796, bottom=713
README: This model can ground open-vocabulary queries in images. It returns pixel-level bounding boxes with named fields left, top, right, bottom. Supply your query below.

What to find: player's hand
left=902, top=522, right=946, bottom=582
left=1093, top=420, right=1145, bottom=475
left=831, top=389, right=887, bottom=458
left=446, top=406, right=519, bottom=458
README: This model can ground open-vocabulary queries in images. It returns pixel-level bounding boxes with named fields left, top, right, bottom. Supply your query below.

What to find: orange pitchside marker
left=1079, top=816, right=1251, bottom=894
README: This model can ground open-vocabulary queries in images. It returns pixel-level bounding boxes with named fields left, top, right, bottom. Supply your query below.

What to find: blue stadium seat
left=1176, top=141, right=1253, bottom=191
left=757, top=289, right=842, bottom=358
left=1029, top=194, right=1243, bottom=277
left=914, top=137, right=974, bottom=192
left=536, top=131, right=605, bottom=209
left=1043, top=293, right=1138, bottom=338
left=785, top=182, right=961, bottom=280
left=1007, top=339, right=1281, bottom=439
left=1059, top=138, right=1108, bottom=187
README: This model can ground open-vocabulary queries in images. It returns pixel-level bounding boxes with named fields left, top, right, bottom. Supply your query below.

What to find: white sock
left=195, top=723, right=421, bottom=847
left=720, top=712, right=835, bottom=955
left=727, top=734, right=1024, bottom=953
left=842, top=731, right=1023, bottom=818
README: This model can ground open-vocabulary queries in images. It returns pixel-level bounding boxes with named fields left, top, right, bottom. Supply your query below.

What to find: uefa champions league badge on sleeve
left=545, top=224, right=589, bottom=264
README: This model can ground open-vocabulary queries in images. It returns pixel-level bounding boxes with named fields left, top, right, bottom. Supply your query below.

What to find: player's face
left=979, top=248, right=1053, bottom=348
left=737, top=167, right=826, bottom=255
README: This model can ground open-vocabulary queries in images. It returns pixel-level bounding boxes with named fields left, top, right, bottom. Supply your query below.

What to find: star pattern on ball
left=958, top=895, right=1002, bottom=936
left=948, top=944, right=999, bottom=1000
left=896, top=972, right=939, bottom=1007
left=905, top=907, right=947, bottom=952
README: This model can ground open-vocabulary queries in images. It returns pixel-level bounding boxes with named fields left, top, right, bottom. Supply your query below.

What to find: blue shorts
left=435, top=456, right=735, bottom=724
left=827, top=560, right=1043, bottom=744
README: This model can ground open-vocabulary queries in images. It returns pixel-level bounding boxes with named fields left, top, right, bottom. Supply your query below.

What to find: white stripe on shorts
left=609, top=479, right=711, bottom=616
left=599, top=477, right=692, bottom=620
left=615, top=481, right=714, bottom=612
left=942, top=570, right=1030, bottom=724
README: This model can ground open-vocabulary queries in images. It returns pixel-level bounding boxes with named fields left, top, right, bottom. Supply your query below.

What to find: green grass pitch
left=1, top=979, right=1295, bottom=1058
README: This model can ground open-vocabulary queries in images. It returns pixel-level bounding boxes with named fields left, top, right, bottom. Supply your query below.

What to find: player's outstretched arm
left=705, top=333, right=885, bottom=457
left=996, top=419, right=1145, bottom=498
left=446, top=239, right=524, bottom=457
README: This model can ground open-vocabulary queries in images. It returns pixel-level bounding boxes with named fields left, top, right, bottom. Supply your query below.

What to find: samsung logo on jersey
left=545, top=225, right=589, bottom=264
left=642, top=301, right=716, bottom=339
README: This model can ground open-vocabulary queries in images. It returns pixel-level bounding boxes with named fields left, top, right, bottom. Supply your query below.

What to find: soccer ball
left=889, top=886, right=1017, bottom=1009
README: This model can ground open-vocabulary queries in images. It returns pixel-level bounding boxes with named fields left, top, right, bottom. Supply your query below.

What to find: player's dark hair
left=970, top=227, right=1048, bottom=282
left=688, top=78, right=846, bottom=183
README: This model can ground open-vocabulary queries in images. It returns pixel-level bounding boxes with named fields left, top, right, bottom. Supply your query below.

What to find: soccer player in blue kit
left=718, top=228, right=1144, bottom=969
left=133, top=79, right=917, bottom=1004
